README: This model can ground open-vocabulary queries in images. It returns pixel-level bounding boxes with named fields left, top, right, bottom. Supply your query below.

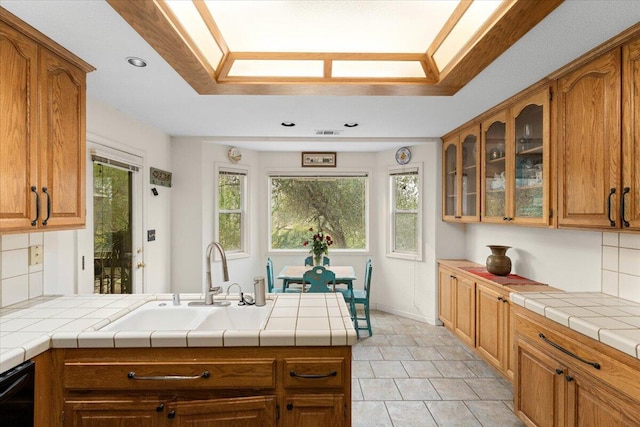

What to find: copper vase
left=486, top=245, right=512, bottom=276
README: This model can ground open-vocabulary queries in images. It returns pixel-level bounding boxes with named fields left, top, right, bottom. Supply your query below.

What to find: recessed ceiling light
left=126, top=56, right=147, bottom=67
left=281, top=122, right=296, bottom=127
left=344, top=123, right=359, bottom=128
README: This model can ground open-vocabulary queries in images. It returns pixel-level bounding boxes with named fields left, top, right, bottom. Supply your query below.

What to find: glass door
left=482, top=111, right=509, bottom=222
left=93, top=163, right=133, bottom=294
left=443, top=139, right=458, bottom=219
left=511, top=87, right=550, bottom=225
left=461, top=130, right=479, bottom=219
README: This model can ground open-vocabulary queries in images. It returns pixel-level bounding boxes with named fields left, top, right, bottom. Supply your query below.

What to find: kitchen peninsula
left=0, top=293, right=356, bottom=426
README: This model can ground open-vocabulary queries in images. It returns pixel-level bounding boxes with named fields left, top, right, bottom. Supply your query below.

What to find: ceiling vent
left=315, top=130, right=343, bottom=136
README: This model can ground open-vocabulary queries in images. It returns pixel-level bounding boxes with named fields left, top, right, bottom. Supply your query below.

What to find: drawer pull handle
left=289, top=370, right=337, bottom=379
left=127, top=371, right=210, bottom=381
left=538, top=333, right=600, bottom=370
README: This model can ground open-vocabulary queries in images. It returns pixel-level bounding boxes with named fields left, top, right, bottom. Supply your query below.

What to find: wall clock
left=395, top=147, right=411, bottom=165
left=227, top=147, right=242, bottom=163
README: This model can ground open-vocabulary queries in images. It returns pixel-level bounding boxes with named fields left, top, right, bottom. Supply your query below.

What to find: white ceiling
left=3, top=1, right=640, bottom=152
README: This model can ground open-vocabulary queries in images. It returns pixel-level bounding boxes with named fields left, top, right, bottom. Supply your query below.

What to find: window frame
left=388, top=163, right=423, bottom=261
left=215, top=163, right=249, bottom=259
left=267, top=169, right=370, bottom=254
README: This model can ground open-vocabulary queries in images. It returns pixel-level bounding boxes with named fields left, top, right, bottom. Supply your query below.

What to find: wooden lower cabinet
left=438, top=267, right=455, bottom=329
left=282, top=394, right=344, bottom=427
left=438, top=265, right=475, bottom=347
left=454, top=274, right=475, bottom=347
left=476, top=282, right=513, bottom=380
left=51, top=346, right=350, bottom=427
left=64, top=400, right=164, bottom=427
left=513, top=306, right=640, bottom=427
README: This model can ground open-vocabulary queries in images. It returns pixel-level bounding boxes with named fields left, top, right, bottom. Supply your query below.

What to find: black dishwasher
left=0, top=360, right=34, bottom=427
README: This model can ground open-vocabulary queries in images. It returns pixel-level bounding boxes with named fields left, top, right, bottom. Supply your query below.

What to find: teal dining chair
left=302, top=266, right=336, bottom=293
left=304, top=256, right=330, bottom=266
left=338, top=259, right=372, bottom=338
left=267, top=257, right=301, bottom=293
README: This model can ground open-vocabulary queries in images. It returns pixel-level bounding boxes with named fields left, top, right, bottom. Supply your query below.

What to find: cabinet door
left=38, top=48, right=86, bottom=229
left=566, top=370, right=640, bottom=427
left=622, top=37, right=640, bottom=231
left=557, top=49, right=621, bottom=229
left=283, top=394, right=344, bottom=427
left=475, top=284, right=503, bottom=371
left=438, top=267, right=455, bottom=329
left=442, top=138, right=459, bottom=220
left=64, top=400, right=163, bottom=427
left=460, top=127, right=480, bottom=221
left=514, top=339, right=565, bottom=427
left=482, top=111, right=510, bottom=223
left=172, top=396, right=276, bottom=427
left=0, top=22, right=39, bottom=232
left=454, top=274, right=475, bottom=347
left=511, top=87, right=551, bottom=225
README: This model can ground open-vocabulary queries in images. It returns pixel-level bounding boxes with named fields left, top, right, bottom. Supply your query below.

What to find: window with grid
left=218, top=168, right=247, bottom=254
left=389, top=166, right=422, bottom=259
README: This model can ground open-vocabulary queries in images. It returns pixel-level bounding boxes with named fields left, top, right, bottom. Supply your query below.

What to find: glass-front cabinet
left=482, top=111, right=508, bottom=222
left=481, top=87, right=551, bottom=225
left=511, top=88, right=550, bottom=225
left=443, top=124, right=480, bottom=222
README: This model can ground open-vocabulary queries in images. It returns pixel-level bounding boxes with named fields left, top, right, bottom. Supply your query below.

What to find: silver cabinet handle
left=127, top=371, right=210, bottom=380
left=289, top=370, right=337, bottom=379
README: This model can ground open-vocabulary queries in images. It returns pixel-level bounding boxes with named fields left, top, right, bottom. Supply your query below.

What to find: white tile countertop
left=510, top=291, right=640, bottom=359
left=0, top=293, right=357, bottom=374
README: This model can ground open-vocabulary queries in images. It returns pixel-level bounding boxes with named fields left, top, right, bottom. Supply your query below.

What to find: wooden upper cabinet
left=0, top=21, right=39, bottom=231
left=509, top=88, right=551, bottom=226
left=442, top=125, right=480, bottom=222
left=0, top=9, right=92, bottom=234
left=557, top=49, right=622, bottom=229
left=622, top=36, right=640, bottom=231
left=481, top=110, right=509, bottom=223
left=38, top=48, right=86, bottom=229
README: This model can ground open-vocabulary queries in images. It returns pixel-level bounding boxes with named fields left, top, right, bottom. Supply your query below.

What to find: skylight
left=107, top=0, right=563, bottom=95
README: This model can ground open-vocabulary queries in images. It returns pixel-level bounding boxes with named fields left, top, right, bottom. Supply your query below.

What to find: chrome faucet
left=205, top=242, right=229, bottom=305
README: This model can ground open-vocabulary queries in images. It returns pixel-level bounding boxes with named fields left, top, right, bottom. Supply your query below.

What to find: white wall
left=373, top=143, right=466, bottom=325
left=170, top=138, right=263, bottom=294
left=464, top=224, right=602, bottom=292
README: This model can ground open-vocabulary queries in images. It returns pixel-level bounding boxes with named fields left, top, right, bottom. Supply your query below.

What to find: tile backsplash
left=0, top=233, right=44, bottom=307
left=602, top=232, right=640, bottom=303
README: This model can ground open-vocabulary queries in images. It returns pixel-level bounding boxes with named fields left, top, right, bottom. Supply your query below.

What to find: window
left=389, top=166, right=422, bottom=260
left=269, top=174, right=368, bottom=251
left=217, top=167, right=247, bottom=254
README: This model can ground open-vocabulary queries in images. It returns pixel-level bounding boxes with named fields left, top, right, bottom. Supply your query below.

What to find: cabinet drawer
left=514, top=308, right=640, bottom=401
left=284, top=358, right=345, bottom=389
left=64, top=359, right=276, bottom=390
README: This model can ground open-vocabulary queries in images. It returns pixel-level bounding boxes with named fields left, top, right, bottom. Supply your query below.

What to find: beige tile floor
left=352, top=310, right=524, bottom=427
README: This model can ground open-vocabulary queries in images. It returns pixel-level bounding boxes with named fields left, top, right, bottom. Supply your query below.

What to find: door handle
left=42, top=187, right=51, bottom=226
left=621, top=187, right=630, bottom=228
left=137, top=262, right=145, bottom=269
left=30, top=186, right=39, bottom=226
left=607, top=188, right=616, bottom=227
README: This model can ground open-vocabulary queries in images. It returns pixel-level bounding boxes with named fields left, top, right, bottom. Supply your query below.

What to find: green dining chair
left=338, top=259, right=373, bottom=338
left=302, top=266, right=336, bottom=293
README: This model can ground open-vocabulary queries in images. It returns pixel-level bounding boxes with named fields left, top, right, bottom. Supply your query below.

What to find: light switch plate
left=29, top=245, right=43, bottom=266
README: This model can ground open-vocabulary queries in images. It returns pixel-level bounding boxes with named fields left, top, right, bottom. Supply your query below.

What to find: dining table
left=276, top=265, right=357, bottom=293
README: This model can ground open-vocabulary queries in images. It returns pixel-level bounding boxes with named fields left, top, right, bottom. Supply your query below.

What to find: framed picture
left=301, top=152, right=337, bottom=167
